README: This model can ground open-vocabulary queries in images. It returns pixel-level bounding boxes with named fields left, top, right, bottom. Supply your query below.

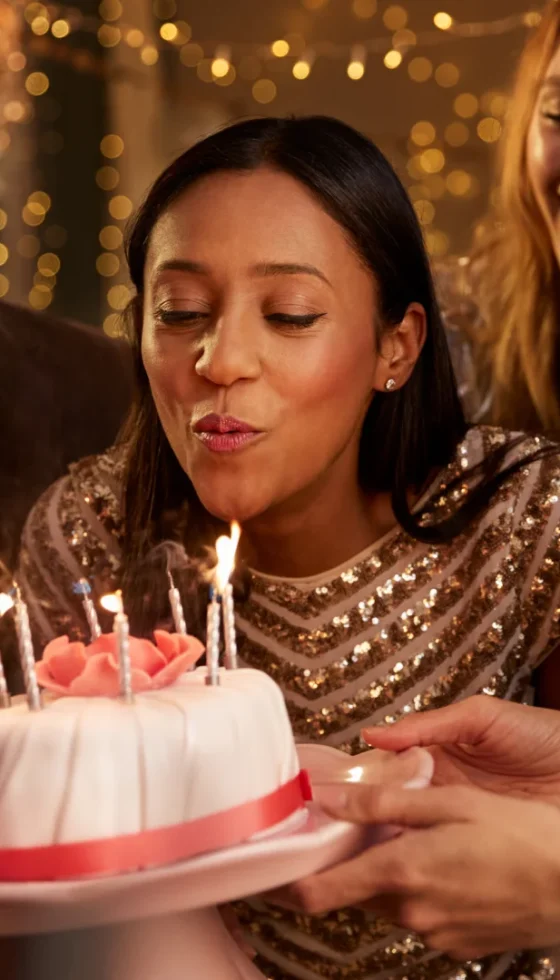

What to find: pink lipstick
left=193, top=414, right=263, bottom=454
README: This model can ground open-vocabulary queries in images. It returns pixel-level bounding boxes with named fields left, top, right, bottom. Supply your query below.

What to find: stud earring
left=385, top=378, right=397, bottom=391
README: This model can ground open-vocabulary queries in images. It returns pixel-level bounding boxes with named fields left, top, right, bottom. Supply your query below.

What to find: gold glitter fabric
left=14, top=426, right=560, bottom=980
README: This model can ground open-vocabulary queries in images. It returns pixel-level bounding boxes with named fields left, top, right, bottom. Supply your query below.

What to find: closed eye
left=266, top=313, right=326, bottom=330
left=156, top=309, right=210, bottom=326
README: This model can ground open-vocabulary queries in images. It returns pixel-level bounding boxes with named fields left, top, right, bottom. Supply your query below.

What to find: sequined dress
left=16, top=426, right=560, bottom=980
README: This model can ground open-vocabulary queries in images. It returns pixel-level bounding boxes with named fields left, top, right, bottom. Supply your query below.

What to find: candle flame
left=100, top=590, right=123, bottom=615
left=0, top=593, right=14, bottom=617
left=214, top=521, right=241, bottom=593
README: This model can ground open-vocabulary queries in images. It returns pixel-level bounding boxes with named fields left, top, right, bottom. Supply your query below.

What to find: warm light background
left=0, top=0, right=540, bottom=326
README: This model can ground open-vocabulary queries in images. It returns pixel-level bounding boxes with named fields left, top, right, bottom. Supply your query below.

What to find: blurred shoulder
left=21, top=444, right=126, bottom=570
left=434, top=255, right=490, bottom=422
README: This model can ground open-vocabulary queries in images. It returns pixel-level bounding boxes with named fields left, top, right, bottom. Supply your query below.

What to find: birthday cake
left=0, top=630, right=307, bottom=881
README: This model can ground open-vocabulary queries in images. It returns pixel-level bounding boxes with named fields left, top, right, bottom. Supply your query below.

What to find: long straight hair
left=473, top=1, right=560, bottom=433
left=120, top=116, right=547, bottom=631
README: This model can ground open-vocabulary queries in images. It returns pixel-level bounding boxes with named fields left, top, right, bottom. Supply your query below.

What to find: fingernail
left=314, top=784, right=349, bottom=811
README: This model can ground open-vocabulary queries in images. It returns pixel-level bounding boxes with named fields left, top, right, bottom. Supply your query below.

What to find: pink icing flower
left=36, top=631, right=204, bottom=697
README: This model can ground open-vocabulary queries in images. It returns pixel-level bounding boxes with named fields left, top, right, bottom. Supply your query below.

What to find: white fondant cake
left=0, top=667, right=301, bottom=852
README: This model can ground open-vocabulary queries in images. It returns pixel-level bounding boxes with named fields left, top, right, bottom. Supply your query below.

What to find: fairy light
left=51, top=19, right=70, bottom=38
left=252, top=79, right=277, bottom=103
left=96, top=253, right=120, bottom=277
left=347, top=45, right=366, bottom=80
left=382, top=5, right=407, bottom=30
left=0, top=245, right=8, bottom=267
left=408, top=57, right=433, bottom=82
left=211, top=49, right=231, bottom=78
left=293, top=55, right=313, bottom=80
left=25, top=72, right=49, bottom=96
left=445, top=121, right=470, bottom=146
left=477, top=117, right=502, bottom=143
left=0, top=276, right=8, bottom=299
left=99, top=225, right=123, bottom=250
left=125, top=28, right=144, bottom=47
left=271, top=40, right=290, bottom=57
left=108, top=195, right=132, bottom=220
left=100, top=134, right=124, bottom=159
left=454, top=93, right=479, bottom=119
left=352, top=0, right=376, bottom=17
left=410, top=121, right=436, bottom=147
left=435, top=62, right=460, bottom=87
left=160, top=22, right=179, bottom=42
left=434, top=12, right=453, bottom=30
left=383, top=49, right=402, bottom=70
left=96, top=166, right=120, bottom=190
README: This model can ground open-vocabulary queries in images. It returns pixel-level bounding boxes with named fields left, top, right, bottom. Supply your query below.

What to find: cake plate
left=0, top=744, right=433, bottom=980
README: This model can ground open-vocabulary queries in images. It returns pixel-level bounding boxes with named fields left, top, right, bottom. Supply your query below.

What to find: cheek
left=280, top=330, right=375, bottom=419
left=141, top=329, right=194, bottom=413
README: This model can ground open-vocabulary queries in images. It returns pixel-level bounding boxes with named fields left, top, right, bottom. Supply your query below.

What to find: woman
left=17, top=116, right=560, bottom=980
left=443, top=0, right=560, bottom=433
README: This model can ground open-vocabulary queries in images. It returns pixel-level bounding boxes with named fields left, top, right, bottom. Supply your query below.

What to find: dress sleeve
left=514, top=452, right=560, bottom=668
left=12, top=452, right=124, bottom=661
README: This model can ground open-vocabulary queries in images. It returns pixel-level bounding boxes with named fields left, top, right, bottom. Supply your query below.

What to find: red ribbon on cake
left=0, top=770, right=313, bottom=882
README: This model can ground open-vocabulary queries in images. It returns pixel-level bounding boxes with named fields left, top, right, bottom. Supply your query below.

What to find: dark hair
left=120, top=115, right=549, bottom=631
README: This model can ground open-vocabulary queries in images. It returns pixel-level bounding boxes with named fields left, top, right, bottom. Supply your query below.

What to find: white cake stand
left=0, top=745, right=433, bottom=980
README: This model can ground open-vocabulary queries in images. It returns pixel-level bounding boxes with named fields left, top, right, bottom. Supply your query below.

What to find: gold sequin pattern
left=14, top=427, right=560, bottom=980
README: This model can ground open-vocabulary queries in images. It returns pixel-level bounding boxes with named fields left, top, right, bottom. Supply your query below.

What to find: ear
left=372, top=303, right=427, bottom=393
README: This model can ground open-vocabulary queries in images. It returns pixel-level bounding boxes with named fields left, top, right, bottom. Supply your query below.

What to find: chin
left=195, top=485, right=267, bottom=525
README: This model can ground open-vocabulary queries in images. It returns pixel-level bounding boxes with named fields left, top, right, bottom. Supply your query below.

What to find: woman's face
left=528, top=44, right=560, bottom=262
left=141, top=168, right=400, bottom=524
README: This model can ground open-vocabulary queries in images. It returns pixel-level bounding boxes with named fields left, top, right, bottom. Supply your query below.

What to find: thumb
left=314, top=782, right=477, bottom=828
left=361, top=696, right=499, bottom=753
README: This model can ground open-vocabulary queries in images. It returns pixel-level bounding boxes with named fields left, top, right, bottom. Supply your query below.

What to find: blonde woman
left=444, top=0, right=560, bottom=434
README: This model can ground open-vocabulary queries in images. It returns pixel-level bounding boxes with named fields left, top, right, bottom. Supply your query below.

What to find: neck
left=242, top=459, right=397, bottom=580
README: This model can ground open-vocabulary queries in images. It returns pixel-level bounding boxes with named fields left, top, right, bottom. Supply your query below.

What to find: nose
left=195, top=314, right=261, bottom=387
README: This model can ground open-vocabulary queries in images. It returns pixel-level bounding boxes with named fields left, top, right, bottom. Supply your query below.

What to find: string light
left=0, top=245, right=8, bottom=266
left=211, top=48, right=231, bottom=78
left=347, top=45, right=366, bottom=80
left=108, top=195, right=133, bottom=220
left=100, top=134, right=124, bottom=159
left=160, top=22, right=179, bottom=42
left=0, top=276, right=9, bottom=299
left=51, top=20, right=70, bottom=38
left=180, top=43, right=203, bottom=67
left=0, top=210, right=7, bottom=231
left=383, top=5, right=408, bottom=30
left=408, top=57, right=432, bottom=82
left=96, top=166, right=120, bottom=190
left=107, top=284, right=132, bottom=310
left=477, top=117, right=502, bottom=143
left=96, top=253, right=120, bottom=276
left=433, top=12, right=453, bottom=31
left=352, top=0, right=376, bottom=18
left=435, top=62, right=460, bottom=87
left=25, top=72, right=49, bottom=96
left=37, top=253, right=60, bottom=276
left=252, top=79, right=277, bottom=103
left=454, top=93, right=479, bottom=119
left=271, top=40, right=290, bottom=58
left=384, top=49, right=402, bottom=70
left=410, top=121, right=436, bottom=147
left=99, top=225, right=123, bottom=250
left=125, top=28, right=144, bottom=47
left=445, top=121, right=470, bottom=146
left=293, top=55, right=313, bottom=80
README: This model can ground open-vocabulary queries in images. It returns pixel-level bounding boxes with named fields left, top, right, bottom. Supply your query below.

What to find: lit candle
left=167, top=570, right=187, bottom=635
left=215, top=522, right=241, bottom=670
left=0, top=593, right=12, bottom=709
left=205, top=586, right=221, bottom=687
left=100, top=591, right=132, bottom=702
left=73, top=579, right=102, bottom=641
left=13, top=588, right=41, bottom=711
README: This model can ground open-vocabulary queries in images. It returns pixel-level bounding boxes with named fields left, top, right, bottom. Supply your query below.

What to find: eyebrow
left=152, top=259, right=331, bottom=287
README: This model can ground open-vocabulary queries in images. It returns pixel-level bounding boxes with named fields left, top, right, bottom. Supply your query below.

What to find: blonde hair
left=474, top=1, right=560, bottom=433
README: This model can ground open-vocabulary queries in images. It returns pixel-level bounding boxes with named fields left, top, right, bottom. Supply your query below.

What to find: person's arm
left=278, top=782, right=560, bottom=960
